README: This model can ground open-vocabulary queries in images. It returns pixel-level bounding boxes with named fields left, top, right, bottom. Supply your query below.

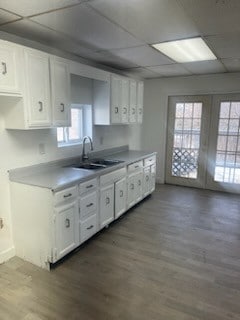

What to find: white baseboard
left=0, top=246, right=15, bottom=264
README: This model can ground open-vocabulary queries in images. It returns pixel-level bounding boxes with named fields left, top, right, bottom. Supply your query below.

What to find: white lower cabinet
left=80, top=214, right=97, bottom=243
left=10, top=154, right=156, bottom=270
left=78, top=178, right=98, bottom=244
left=55, top=201, right=79, bottom=261
left=100, top=184, right=114, bottom=228
left=143, top=167, right=151, bottom=197
left=115, top=177, right=127, bottom=219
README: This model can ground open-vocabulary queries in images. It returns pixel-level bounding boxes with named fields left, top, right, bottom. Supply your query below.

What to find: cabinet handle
left=63, top=193, right=72, bottom=198
left=138, top=180, right=141, bottom=186
left=106, top=197, right=110, bottom=205
left=2, top=62, right=7, bottom=75
left=120, top=190, right=123, bottom=197
left=130, top=183, right=134, bottom=190
left=38, top=101, right=43, bottom=112
left=86, top=202, right=93, bottom=208
left=86, top=184, right=93, bottom=189
left=87, top=225, right=94, bottom=230
left=123, top=107, right=127, bottom=114
left=115, top=107, right=119, bottom=114
left=60, top=103, right=65, bottom=112
left=65, top=218, right=70, bottom=228
left=146, top=176, right=149, bottom=181
left=132, top=108, right=135, bottom=115
left=134, top=165, right=139, bottom=169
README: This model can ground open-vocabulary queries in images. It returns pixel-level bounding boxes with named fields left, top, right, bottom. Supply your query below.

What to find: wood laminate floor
left=1, top=184, right=240, bottom=320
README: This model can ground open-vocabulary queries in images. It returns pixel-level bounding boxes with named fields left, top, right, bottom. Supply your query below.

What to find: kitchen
left=0, top=1, right=240, bottom=319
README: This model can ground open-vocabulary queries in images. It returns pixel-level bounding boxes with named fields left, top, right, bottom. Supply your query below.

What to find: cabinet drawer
left=128, top=160, right=143, bottom=173
left=79, top=178, right=98, bottom=195
left=80, top=214, right=97, bottom=243
left=79, top=191, right=97, bottom=220
left=100, top=167, right=126, bottom=186
left=54, top=185, right=78, bottom=206
left=144, top=155, right=156, bottom=167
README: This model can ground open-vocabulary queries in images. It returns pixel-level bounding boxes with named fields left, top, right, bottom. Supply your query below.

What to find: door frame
left=166, top=95, right=212, bottom=189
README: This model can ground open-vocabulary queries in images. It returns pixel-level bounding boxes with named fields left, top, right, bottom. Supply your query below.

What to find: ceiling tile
left=0, top=9, right=21, bottom=24
left=123, top=67, right=161, bottom=79
left=0, top=0, right=83, bottom=17
left=88, top=0, right=199, bottom=44
left=147, top=64, right=192, bottom=77
left=205, top=34, right=240, bottom=59
left=81, top=51, right=139, bottom=69
left=108, top=45, right=173, bottom=67
left=0, top=19, right=94, bottom=57
left=221, top=58, right=240, bottom=72
left=31, top=4, right=144, bottom=50
left=178, top=0, right=240, bottom=35
left=182, top=60, right=226, bottom=74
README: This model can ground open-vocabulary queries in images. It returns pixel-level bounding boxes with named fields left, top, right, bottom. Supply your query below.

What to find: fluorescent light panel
left=152, top=37, right=217, bottom=63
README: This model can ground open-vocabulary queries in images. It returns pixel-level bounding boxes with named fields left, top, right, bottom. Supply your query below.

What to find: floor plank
left=1, top=184, right=240, bottom=320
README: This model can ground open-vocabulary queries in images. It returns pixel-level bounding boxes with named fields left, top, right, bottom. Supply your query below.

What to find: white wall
left=143, top=72, right=240, bottom=183
left=0, top=74, right=141, bottom=262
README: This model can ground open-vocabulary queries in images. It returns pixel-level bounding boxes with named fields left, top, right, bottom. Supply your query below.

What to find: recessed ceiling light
left=152, top=37, right=217, bottom=63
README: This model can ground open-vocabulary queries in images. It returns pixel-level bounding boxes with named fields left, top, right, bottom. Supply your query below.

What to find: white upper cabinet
left=93, top=74, right=142, bottom=125
left=129, top=80, right=137, bottom=123
left=24, top=48, right=51, bottom=128
left=137, top=81, right=144, bottom=123
left=0, top=40, right=21, bottom=96
left=50, top=57, right=71, bottom=127
left=121, top=78, right=129, bottom=123
left=111, top=75, right=122, bottom=124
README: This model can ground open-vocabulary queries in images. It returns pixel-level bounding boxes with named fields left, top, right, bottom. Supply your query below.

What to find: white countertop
left=9, top=150, right=156, bottom=192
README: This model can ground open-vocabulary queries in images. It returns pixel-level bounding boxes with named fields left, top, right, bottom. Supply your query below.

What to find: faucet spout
left=82, top=136, right=93, bottom=161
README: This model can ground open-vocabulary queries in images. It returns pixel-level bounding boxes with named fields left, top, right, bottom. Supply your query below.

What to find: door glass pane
left=172, top=102, right=202, bottom=178
left=214, top=101, right=240, bottom=184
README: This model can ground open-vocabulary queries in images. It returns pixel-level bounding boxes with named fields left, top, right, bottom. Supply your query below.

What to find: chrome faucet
left=82, top=136, right=93, bottom=161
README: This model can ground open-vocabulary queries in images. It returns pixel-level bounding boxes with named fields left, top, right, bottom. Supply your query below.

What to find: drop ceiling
left=0, top=0, right=239, bottom=78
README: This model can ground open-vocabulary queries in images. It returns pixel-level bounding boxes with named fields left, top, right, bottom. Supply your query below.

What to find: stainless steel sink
left=70, top=158, right=124, bottom=170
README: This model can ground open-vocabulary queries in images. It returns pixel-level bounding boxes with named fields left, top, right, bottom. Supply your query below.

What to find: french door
left=166, top=94, right=240, bottom=194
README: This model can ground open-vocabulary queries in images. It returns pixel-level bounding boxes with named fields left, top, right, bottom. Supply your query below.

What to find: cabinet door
left=100, top=184, right=114, bottom=228
left=0, top=42, right=20, bottom=94
left=129, top=80, right=137, bottom=123
left=150, top=164, right=156, bottom=192
left=111, top=75, right=122, bottom=123
left=25, top=49, right=51, bottom=127
left=135, top=171, right=143, bottom=202
left=143, top=167, right=151, bottom=197
left=137, top=81, right=144, bottom=123
left=115, top=177, right=127, bottom=219
left=121, top=78, right=129, bottom=123
left=127, top=173, right=136, bottom=208
left=55, top=201, right=79, bottom=260
left=51, top=58, right=71, bottom=127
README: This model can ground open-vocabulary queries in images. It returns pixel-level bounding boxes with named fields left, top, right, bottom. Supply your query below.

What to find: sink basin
left=70, top=158, right=124, bottom=170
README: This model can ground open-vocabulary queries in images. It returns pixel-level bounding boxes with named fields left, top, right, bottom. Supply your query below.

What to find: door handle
left=115, top=107, right=119, bottom=114
left=65, top=218, right=70, bottom=228
left=130, top=183, right=134, bottom=190
left=2, top=62, right=7, bottom=75
left=63, top=193, right=72, bottom=198
left=120, top=190, right=124, bottom=197
left=106, top=197, right=110, bottom=205
left=87, top=225, right=94, bottom=230
left=86, top=203, right=93, bottom=208
left=60, top=103, right=65, bottom=112
left=38, top=101, right=43, bottom=112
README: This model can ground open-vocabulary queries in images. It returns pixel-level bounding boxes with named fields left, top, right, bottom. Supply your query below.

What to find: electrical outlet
left=39, top=143, right=45, bottom=154
left=0, top=218, right=3, bottom=229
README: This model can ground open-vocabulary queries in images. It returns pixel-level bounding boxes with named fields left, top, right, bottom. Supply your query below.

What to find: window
left=57, top=104, right=92, bottom=147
